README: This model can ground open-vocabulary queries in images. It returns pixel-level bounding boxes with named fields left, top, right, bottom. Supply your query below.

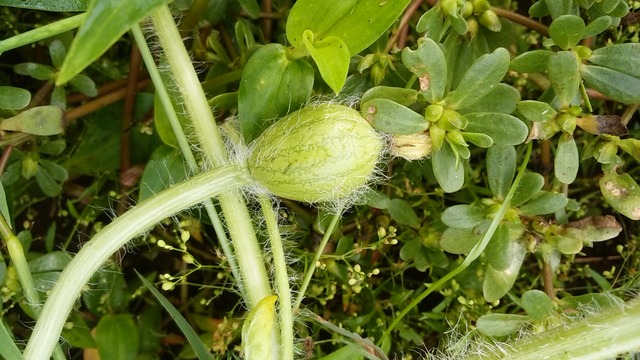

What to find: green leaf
left=362, top=99, right=428, bottom=134
left=618, top=138, right=640, bottom=162
left=0, top=0, right=88, bottom=11
left=461, top=132, right=493, bottom=148
left=519, top=191, right=568, bottom=216
left=28, top=251, right=71, bottom=273
left=136, top=271, right=214, bottom=360
left=238, top=43, right=314, bottom=142
left=0, top=183, right=10, bottom=229
left=486, top=223, right=513, bottom=271
left=516, top=100, right=557, bottom=122
left=464, top=84, right=520, bottom=114
left=401, top=37, right=447, bottom=102
left=69, top=73, right=97, bottom=97
left=388, top=198, right=420, bottom=228
left=555, top=133, right=579, bottom=184
left=242, top=295, right=277, bottom=360
left=96, top=314, right=139, bottom=360
left=237, top=0, right=260, bottom=18
left=599, top=167, right=640, bottom=220
left=487, top=145, right=516, bottom=200
left=463, top=113, right=528, bottom=145
left=547, top=51, right=580, bottom=108
left=14, top=62, right=55, bottom=81
left=139, top=145, right=188, bottom=201
left=510, top=50, right=553, bottom=73
left=0, top=86, right=30, bottom=110
left=0, top=319, right=23, bottom=360
left=360, top=86, right=420, bottom=107
left=476, top=313, right=530, bottom=338
left=483, top=240, right=526, bottom=302
left=543, top=0, right=579, bottom=19
left=365, top=191, right=391, bottom=209
left=416, top=5, right=444, bottom=40
left=549, top=15, right=585, bottom=50
left=441, top=204, right=486, bottom=228
left=319, top=344, right=364, bottom=360
left=551, top=235, right=584, bottom=255
left=432, top=141, right=465, bottom=193
left=511, top=172, right=545, bottom=207
left=303, top=31, right=349, bottom=94
left=0, top=106, right=64, bottom=136
left=57, top=0, right=170, bottom=84
left=583, top=16, right=612, bottom=38
left=49, top=39, right=66, bottom=69
left=440, top=226, right=484, bottom=254
left=521, top=290, right=555, bottom=321
left=589, top=43, right=640, bottom=78
left=445, top=47, right=510, bottom=109
left=286, top=0, right=411, bottom=56
left=581, top=64, right=640, bottom=104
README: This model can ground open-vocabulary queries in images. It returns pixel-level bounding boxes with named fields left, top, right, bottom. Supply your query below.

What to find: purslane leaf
left=402, top=37, right=447, bottom=102
left=588, top=43, right=640, bottom=78
left=581, top=64, right=640, bottom=104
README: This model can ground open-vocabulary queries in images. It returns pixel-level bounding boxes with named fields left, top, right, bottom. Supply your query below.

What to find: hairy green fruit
left=248, top=104, right=384, bottom=203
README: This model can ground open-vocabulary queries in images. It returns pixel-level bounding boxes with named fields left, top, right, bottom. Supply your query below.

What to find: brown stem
left=261, top=0, right=273, bottom=42
left=492, top=7, right=549, bottom=37
left=385, top=0, right=423, bottom=53
left=66, top=76, right=148, bottom=104
left=116, top=45, right=142, bottom=214
left=621, top=102, right=639, bottom=126
left=27, top=81, right=55, bottom=109
left=64, top=79, right=150, bottom=123
left=542, top=260, right=555, bottom=299
left=540, top=139, right=551, bottom=186
left=0, top=145, right=13, bottom=176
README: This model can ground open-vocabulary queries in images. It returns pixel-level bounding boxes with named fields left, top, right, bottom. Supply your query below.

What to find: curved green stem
left=23, top=165, right=250, bottom=360
left=379, top=142, right=533, bottom=345
left=293, top=209, right=343, bottom=312
left=150, top=5, right=272, bottom=308
left=259, top=196, right=294, bottom=360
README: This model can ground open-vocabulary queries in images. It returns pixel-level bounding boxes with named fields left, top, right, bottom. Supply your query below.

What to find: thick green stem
left=23, top=165, right=250, bottom=360
left=150, top=5, right=272, bottom=308
left=131, top=24, right=247, bottom=301
left=259, top=196, right=294, bottom=360
left=464, top=298, right=640, bottom=360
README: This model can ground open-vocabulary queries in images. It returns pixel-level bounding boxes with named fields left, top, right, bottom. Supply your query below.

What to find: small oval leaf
left=362, top=99, right=428, bottom=134
left=549, top=15, right=585, bottom=50
left=0, top=106, right=64, bottom=136
left=555, top=133, right=579, bottom=184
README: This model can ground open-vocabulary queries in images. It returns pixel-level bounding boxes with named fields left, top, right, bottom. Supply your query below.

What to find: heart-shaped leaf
left=303, top=31, right=350, bottom=94
left=238, top=43, right=314, bottom=142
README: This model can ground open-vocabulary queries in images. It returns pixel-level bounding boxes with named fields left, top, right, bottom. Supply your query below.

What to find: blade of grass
left=135, top=270, right=213, bottom=360
left=0, top=319, right=23, bottom=360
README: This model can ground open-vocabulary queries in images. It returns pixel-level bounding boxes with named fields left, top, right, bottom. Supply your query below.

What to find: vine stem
left=293, top=208, right=344, bottom=312
left=378, top=142, right=533, bottom=346
left=492, top=7, right=549, bottom=37
left=259, top=196, right=294, bottom=360
left=23, top=165, right=250, bottom=360
left=130, top=24, right=246, bottom=300
left=150, top=5, right=272, bottom=308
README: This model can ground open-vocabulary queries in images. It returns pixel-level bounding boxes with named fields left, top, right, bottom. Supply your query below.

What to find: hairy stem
left=23, top=165, right=250, bottom=360
left=259, top=196, right=294, bottom=360
left=150, top=5, right=272, bottom=307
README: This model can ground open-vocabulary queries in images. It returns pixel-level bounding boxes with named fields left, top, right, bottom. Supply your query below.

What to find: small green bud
left=557, top=113, right=577, bottom=133
left=473, top=0, right=491, bottom=14
left=425, top=104, right=444, bottom=122
left=461, top=1, right=474, bottom=18
left=446, top=129, right=468, bottom=147
left=429, top=125, right=446, bottom=151
left=22, top=151, right=39, bottom=180
left=467, top=17, right=479, bottom=39
left=370, top=63, right=386, bottom=86
left=441, top=0, right=459, bottom=18
left=440, top=109, right=467, bottom=130
left=479, top=9, right=502, bottom=32
left=357, top=53, right=376, bottom=73
left=248, top=104, right=384, bottom=203
left=574, top=45, right=592, bottom=60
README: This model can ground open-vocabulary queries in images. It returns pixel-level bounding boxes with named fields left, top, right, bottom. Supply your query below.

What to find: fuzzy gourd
left=247, top=104, right=384, bottom=203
